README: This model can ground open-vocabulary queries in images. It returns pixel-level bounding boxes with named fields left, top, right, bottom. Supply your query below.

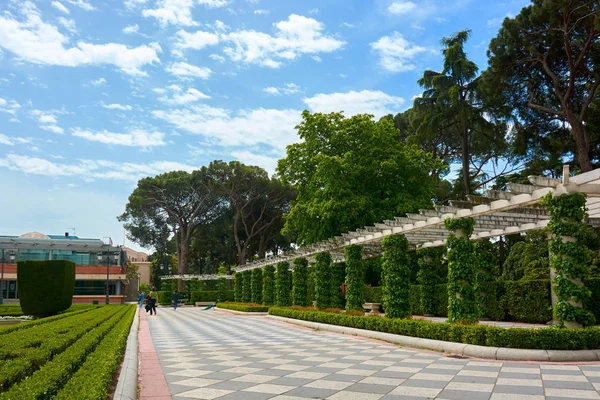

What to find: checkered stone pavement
left=146, top=308, right=600, bottom=400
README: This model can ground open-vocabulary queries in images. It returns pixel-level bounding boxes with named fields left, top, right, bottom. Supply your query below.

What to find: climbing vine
left=330, top=262, right=346, bottom=309
left=234, top=272, right=243, bottom=302
left=445, top=217, right=478, bottom=324
left=242, top=269, right=252, bottom=303
left=292, top=257, right=309, bottom=306
left=276, top=262, right=292, bottom=306
left=417, top=247, right=444, bottom=316
left=474, top=239, right=496, bottom=319
left=345, top=245, right=364, bottom=311
left=314, top=252, right=332, bottom=309
left=541, top=192, right=596, bottom=327
left=262, top=265, right=275, bottom=306
left=251, top=268, right=263, bottom=304
left=382, top=235, right=411, bottom=319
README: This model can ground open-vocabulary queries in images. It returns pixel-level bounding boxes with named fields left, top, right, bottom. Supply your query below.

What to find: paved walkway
left=145, top=308, right=600, bottom=400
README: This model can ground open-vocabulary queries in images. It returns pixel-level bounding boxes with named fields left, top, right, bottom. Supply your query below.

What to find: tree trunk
left=567, top=112, right=593, bottom=172
left=258, top=234, right=267, bottom=259
left=178, top=235, right=189, bottom=293
left=461, top=128, right=471, bottom=196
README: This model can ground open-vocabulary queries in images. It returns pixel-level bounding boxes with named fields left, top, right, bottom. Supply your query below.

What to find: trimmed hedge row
left=269, top=307, right=600, bottom=350
left=0, top=306, right=132, bottom=399
left=0, top=304, right=100, bottom=318
left=191, top=290, right=235, bottom=303
left=217, top=302, right=270, bottom=312
left=0, top=307, right=97, bottom=335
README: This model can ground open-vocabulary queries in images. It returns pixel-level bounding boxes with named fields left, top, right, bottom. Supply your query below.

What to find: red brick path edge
left=138, top=311, right=172, bottom=400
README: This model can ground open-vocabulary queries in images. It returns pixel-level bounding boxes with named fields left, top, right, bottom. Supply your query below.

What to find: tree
left=415, top=30, right=509, bottom=196
left=486, top=0, right=600, bottom=172
left=207, top=161, right=295, bottom=265
left=278, top=111, right=438, bottom=246
left=119, top=170, right=221, bottom=291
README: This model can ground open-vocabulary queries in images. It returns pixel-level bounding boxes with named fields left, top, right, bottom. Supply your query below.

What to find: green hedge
left=381, top=235, right=412, bottom=319
left=276, top=262, right=292, bottom=306
left=251, top=268, right=263, bottom=304
left=314, top=252, right=332, bottom=309
left=269, top=307, right=600, bottom=350
left=345, top=245, right=364, bottom=311
left=157, top=291, right=171, bottom=305
left=17, top=260, right=76, bottom=317
left=217, top=302, right=270, bottom=312
left=293, top=258, right=309, bottom=306
left=191, top=290, right=235, bottom=303
left=242, top=270, right=252, bottom=303
left=234, top=272, right=243, bottom=302
left=263, top=265, right=275, bottom=306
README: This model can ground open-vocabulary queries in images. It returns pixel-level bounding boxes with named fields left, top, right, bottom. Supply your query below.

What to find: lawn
left=0, top=305, right=135, bottom=399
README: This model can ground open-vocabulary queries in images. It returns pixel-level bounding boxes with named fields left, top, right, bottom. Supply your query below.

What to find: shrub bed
left=217, top=302, right=270, bottom=312
left=0, top=305, right=133, bottom=393
left=0, top=307, right=97, bottom=335
left=0, top=303, right=99, bottom=318
left=269, top=307, right=600, bottom=350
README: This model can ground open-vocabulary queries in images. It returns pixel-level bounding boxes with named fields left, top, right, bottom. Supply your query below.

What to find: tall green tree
left=119, top=170, right=222, bottom=291
left=278, top=111, right=437, bottom=246
left=486, top=0, right=600, bottom=172
left=415, top=30, right=508, bottom=196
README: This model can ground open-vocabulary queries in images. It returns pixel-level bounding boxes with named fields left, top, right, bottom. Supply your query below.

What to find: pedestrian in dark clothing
left=172, top=291, right=179, bottom=310
left=147, top=295, right=157, bottom=315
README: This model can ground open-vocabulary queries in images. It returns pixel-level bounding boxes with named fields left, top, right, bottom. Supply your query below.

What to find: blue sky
left=0, top=0, right=529, bottom=250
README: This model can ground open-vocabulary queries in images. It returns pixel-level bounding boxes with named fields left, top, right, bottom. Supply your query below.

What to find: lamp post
left=0, top=250, right=16, bottom=305
left=98, top=248, right=111, bottom=305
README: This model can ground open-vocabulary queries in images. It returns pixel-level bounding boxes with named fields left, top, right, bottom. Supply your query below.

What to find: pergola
left=163, top=166, right=600, bottom=281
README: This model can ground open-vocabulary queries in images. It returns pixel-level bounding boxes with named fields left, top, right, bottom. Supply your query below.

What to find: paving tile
left=437, top=389, right=492, bottom=400
left=344, top=382, right=396, bottom=394
left=544, top=388, right=600, bottom=399
left=176, top=387, right=234, bottom=399
left=493, top=385, right=545, bottom=396
left=388, top=385, right=442, bottom=398
left=283, top=387, right=337, bottom=398
left=243, top=383, right=296, bottom=395
left=326, top=391, right=383, bottom=400
left=304, top=379, right=354, bottom=390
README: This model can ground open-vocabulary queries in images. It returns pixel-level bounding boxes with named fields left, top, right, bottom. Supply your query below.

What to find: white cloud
left=153, top=105, right=301, bottom=149
left=90, top=77, right=106, bottom=86
left=0, top=97, right=21, bottom=115
left=263, top=83, right=301, bottom=96
left=143, top=0, right=228, bottom=27
left=72, top=128, right=166, bottom=147
left=254, top=9, right=270, bottom=15
left=308, top=8, right=319, bottom=14
left=51, top=1, right=70, bottom=14
left=387, top=1, right=417, bottom=15
left=31, top=109, right=64, bottom=134
left=57, top=17, right=76, bottom=33
left=65, top=0, right=96, bottom=11
left=221, top=14, right=345, bottom=68
left=0, top=134, right=32, bottom=146
left=231, top=150, right=278, bottom=175
left=174, top=29, right=219, bottom=51
left=0, top=4, right=160, bottom=75
left=166, top=62, right=212, bottom=79
left=342, top=22, right=355, bottom=28
left=156, top=86, right=211, bottom=105
left=303, top=89, right=405, bottom=119
left=311, top=55, right=321, bottom=62
left=209, top=53, right=225, bottom=63
left=370, top=32, right=428, bottom=72
left=123, top=24, right=139, bottom=34
left=124, top=0, right=149, bottom=10
left=0, top=154, right=197, bottom=181
left=102, top=103, right=133, bottom=111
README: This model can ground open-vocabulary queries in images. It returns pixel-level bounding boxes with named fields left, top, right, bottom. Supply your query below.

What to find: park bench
left=195, top=301, right=215, bottom=307
left=363, top=303, right=381, bottom=315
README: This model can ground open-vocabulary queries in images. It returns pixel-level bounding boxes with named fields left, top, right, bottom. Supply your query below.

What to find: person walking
left=147, top=295, right=157, bottom=316
left=172, top=291, right=179, bottom=311
left=138, top=290, right=146, bottom=309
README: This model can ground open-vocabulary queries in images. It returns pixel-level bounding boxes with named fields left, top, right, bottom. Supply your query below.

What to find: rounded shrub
left=18, top=260, right=76, bottom=317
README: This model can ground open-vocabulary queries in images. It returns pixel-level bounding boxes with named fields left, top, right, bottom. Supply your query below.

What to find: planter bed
left=269, top=307, right=600, bottom=351
left=217, top=302, right=270, bottom=313
left=0, top=305, right=135, bottom=398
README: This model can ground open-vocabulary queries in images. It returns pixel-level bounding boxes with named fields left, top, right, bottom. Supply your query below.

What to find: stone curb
left=215, top=307, right=268, bottom=316
left=114, top=307, right=139, bottom=400
left=266, top=315, right=600, bottom=362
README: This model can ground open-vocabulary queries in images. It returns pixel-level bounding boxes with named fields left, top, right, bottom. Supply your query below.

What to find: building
left=0, top=232, right=128, bottom=304
left=122, top=246, right=151, bottom=287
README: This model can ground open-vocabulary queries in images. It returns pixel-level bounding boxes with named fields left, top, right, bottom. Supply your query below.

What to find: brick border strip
left=267, top=315, right=600, bottom=362
left=138, top=311, right=172, bottom=399
left=114, top=307, right=139, bottom=400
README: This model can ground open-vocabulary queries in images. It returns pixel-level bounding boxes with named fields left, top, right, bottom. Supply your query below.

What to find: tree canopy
left=277, top=110, right=439, bottom=246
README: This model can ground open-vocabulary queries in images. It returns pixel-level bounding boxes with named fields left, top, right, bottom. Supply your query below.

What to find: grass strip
left=217, top=302, right=270, bottom=312
left=0, top=307, right=121, bottom=391
left=0, top=306, right=132, bottom=400
left=54, top=306, right=136, bottom=400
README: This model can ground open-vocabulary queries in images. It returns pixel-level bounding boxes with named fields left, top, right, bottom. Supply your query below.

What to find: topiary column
left=445, top=217, right=478, bottom=324
left=417, top=247, right=443, bottom=317
left=262, top=265, right=275, bottom=305
left=293, top=258, right=309, bottom=306
left=381, top=235, right=411, bottom=319
left=276, top=262, right=292, bottom=306
left=541, top=192, right=596, bottom=327
left=330, top=262, right=346, bottom=309
left=314, top=252, right=332, bottom=309
left=242, top=269, right=252, bottom=303
left=251, top=268, right=263, bottom=304
left=234, top=272, right=243, bottom=302
left=345, top=245, right=365, bottom=311
left=474, top=239, right=496, bottom=319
